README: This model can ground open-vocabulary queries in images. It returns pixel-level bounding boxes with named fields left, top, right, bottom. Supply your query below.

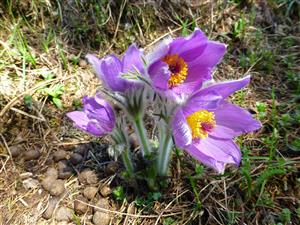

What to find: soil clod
left=53, top=150, right=68, bottom=162
left=55, top=206, right=73, bottom=222
left=48, top=179, right=65, bottom=196
left=78, top=169, right=98, bottom=185
left=45, top=167, right=58, bottom=179
left=93, top=211, right=111, bottom=225
left=10, top=145, right=21, bottom=158
left=42, top=197, right=59, bottom=219
left=83, top=186, right=98, bottom=200
left=74, top=195, right=88, bottom=215
left=24, top=149, right=41, bottom=161
left=100, top=185, right=112, bottom=197
left=69, top=153, right=83, bottom=165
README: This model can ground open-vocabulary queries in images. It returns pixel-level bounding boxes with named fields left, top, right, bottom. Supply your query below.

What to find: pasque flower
left=172, top=76, right=261, bottom=173
left=67, top=94, right=115, bottom=136
left=147, top=28, right=226, bottom=102
left=86, top=44, right=145, bottom=92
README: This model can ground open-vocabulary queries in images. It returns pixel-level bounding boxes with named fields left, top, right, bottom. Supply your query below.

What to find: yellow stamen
left=163, top=54, right=188, bottom=88
left=186, top=110, right=216, bottom=139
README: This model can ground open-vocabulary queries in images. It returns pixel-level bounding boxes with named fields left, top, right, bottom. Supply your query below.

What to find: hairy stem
left=156, top=131, right=173, bottom=177
left=133, top=114, right=151, bottom=157
left=121, top=148, right=134, bottom=177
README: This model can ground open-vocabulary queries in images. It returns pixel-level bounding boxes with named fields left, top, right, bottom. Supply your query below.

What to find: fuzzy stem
left=121, top=148, right=134, bottom=177
left=133, top=114, right=151, bottom=157
left=156, top=132, right=173, bottom=177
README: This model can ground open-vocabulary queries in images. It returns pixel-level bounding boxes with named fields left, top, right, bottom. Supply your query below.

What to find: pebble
left=83, top=186, right=98, bottom=200
left=92, top=211, right=111, bottom=225
left=55, top=206, right=73, bottom=222
left=42, top=197, right=59, bottom=219
left=45, top=167, right=58, bottom=179
left=23, top=178, right=39, bottom=189
left=74, top=195, right=88, bottom=215
left=53, top=150, right=67, bottom=162
left=69, top=153, right=83, bottom=165
left=10, top=145, right=21, bottom=158
left=79, top=59, right=88, bottom=68
left=48, top=179, right=65, bottom=196
left=78, top=169, right=98, bottom=185
left=100, top=186, right=112, bottom=197
left=24, top=149, right=41, bottom=160
left=105, top=162, right=119, bottom=175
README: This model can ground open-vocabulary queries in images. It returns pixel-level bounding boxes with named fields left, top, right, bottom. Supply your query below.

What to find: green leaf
left=52, top=97, right=63, bottom=109
left=23, top=95, right=33, bottom=109
left=113, top=186, right=125, bottom=201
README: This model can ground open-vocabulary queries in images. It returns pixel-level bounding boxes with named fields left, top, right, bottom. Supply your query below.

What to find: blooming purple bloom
left=172, top=76, right=261, bottom=173
left=67, top=94, right=115, bottom=136
left=147, top=28, right=226, bottom=102
left=86, top=44, right=145, bottom=92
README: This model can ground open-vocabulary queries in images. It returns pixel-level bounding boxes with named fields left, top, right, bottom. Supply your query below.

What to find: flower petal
left=86, top=121, right=107, bottom=136
left=169, top=28, right=208, bottom=61
left=172, top=109, right=193, bottom=148
left=67, top=111, right=89, bottom=131
left=194, top=137, right=241, bottom=165
left=100, top=54, right=130, bottom=92
left=122, top=43, right=144, bottom=74
left=185, top=144, right=226, bottom=173
left=213, top=101, right=261, bottom=137
left=146, top=37, right=172, bottom=64
left=148, top=60, right=170, bottom=90
left=182, top=91, right=222, bottom=116
left=200, top=75, right=251, bottom=99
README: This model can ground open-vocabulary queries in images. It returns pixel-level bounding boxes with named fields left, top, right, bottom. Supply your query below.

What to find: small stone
left=69, top=153, right=83, bottom=165
left=45, top=167, right=58, bottom=179
left=57, top=160, right=73, bottom=179
left=105, top=162, right=119, bottom=175
left=129, top=133, right=139, bottom=150
left=23, top=178, right=39, bottom=189
left=74, top=195, right=88, bottom=215
left=55, top=206, right=72, bottom=222
left=100, top=186, right=112, bottom=197
left=94, top=198, right=110, bottom=213
left=92, top=211, right=111, bottom=225
left=42, top=197, right=59, bottom=219
left=83, top=186, right=98, bottom=200
left=10, top=145, right=21, bottom=158
left=78, top=170, right=98, bottom=185
left=42, top=176, right=56, bottom=192
left=79, top=59, right=88, bottom=68
left=53, top=150, right=67, bottom=162
left=48, top=179, right=65, bottom=196
left=24, top=150, right=41, bottom=160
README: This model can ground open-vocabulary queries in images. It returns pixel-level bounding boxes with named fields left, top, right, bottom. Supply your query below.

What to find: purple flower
left=86, top=44, right=145, bottom=92
left=147, top=28, right=226, bottom=102
left=172, top=76, right=261, bottom=173
left=67, top=94, right=115, bottom=136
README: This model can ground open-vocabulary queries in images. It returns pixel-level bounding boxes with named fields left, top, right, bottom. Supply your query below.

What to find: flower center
left=163, top=54, right=188, bottom=88
left=186, top=110, right=216, bottom=140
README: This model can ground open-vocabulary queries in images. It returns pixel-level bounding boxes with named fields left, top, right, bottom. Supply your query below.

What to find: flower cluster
left=67, top=28, right=261, bottom=177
